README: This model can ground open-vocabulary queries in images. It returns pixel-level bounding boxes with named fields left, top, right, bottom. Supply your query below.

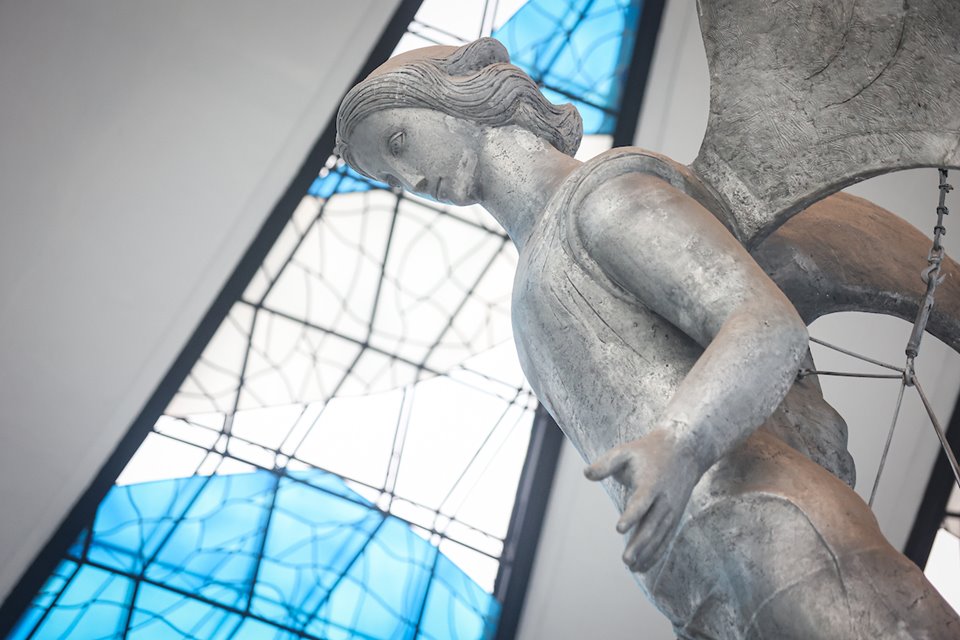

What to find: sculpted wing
left=755, top=193, right=960, bottom=354
left=692, top=0, right=960, bottom=249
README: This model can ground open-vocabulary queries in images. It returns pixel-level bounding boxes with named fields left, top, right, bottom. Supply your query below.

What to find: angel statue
left=335, top=1, right=960, bottom=636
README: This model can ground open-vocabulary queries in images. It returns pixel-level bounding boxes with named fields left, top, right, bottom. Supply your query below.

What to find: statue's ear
left=443, top=37, right=510, bottom=76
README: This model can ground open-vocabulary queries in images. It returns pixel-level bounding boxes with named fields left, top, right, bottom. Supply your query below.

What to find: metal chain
left=897, top=169, right=960, bottom=495
left=791, top=171, right=960, bottom=502
left=905, top=168, right=952, bottom=360
left=864, top=169, right=960, bottom=505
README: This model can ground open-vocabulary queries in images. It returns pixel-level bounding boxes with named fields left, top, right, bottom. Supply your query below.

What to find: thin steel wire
left=869, top=377, right=907, bottom=507
left=799, top=369, right=903, bottom=380
left=833, top=169, right=960, bottom=513
left=912, top=376, right=960, bottom=491
left=808, top=336, right=904, bottom=372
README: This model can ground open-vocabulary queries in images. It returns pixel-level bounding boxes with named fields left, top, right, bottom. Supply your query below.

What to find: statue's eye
left=388, top=131, right=404, bottom=157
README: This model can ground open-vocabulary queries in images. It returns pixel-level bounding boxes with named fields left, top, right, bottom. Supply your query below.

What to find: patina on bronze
left=335, top=1, right=960, bottom=635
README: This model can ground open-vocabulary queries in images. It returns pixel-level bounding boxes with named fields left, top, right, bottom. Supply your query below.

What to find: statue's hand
left=584, top=430, right=700, bottom=573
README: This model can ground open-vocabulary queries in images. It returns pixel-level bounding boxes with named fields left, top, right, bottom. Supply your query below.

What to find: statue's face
left=348, top=108, right=482, bottom=206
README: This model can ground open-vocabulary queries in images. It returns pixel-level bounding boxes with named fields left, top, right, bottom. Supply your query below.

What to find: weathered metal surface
left=755, top=191, right=960, bottom=351
left=694, top=0, right=960, bottom=248
left=336, top=33, right=960, bottom=639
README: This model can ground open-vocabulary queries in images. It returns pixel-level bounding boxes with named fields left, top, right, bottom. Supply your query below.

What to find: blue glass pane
left=8, top=561, right=79, bottom=640
left=308, top=164, right=385, bottom=199
left=14, top=470, right=499, bottom=639
left=28, top=565, right=132, bottom=639
left=127, top=583, right=240, bottom=639
left=86, top=475, right=208, bottom=574
left=250, top=475, right=383, bottom=628
left=494, top=0, right=642, bottom=134
left=66, top=529, right=88, bottom=561
left=417, top=554, right=500, bottom=640
left=230, top=618, right=298, bottom=640
left=144, top=472, right=277, bottom=610
left=308, top=517, right=438, bottom=639
left=287, top=468, right=375, bottom=504
left=539, top=87, right=613, bottom=135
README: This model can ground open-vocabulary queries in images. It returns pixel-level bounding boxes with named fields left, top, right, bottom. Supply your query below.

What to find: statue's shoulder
left=547, top=148, right=680, bottom=289
left=556, top=147, right=671, bottom=232
left=558, top=147, right=740, bottom=244
left=555, top=147, right=698, bottom=253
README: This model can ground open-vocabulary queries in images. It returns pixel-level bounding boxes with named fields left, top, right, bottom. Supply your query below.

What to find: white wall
left=0, top=0, right=401, bottom=603
left=518, top=0, right=960, bottom=637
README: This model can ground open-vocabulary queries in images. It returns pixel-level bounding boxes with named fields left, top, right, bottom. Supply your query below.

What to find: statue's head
left=335, top=37, right=582, bottom=205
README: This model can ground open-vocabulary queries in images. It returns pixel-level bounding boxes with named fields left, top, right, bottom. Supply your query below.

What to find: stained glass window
left=9, top=0, right=652, bottom=637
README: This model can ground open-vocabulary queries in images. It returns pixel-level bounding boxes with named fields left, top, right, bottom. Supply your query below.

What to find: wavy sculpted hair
left=336, top=38, right=583, bottom=179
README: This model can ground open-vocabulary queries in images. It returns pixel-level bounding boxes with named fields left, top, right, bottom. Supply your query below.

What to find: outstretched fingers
left=622, top=498, right=666, bottom=570
left=584, top=446, right=631, bottom=482
left=616, top=481, right=655, bottom=533
left=630, top=507, right=677, bottom=572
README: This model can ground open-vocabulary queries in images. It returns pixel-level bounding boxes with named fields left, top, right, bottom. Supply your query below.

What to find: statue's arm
left=578, top=172, right=808, bottom=570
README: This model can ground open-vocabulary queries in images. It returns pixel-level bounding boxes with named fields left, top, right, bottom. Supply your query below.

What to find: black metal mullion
left=611, top=0, right=667, bottom=147
left=241, top=473, right=283, bottom=614
left=492, top=406, right=563, bottom=640
left=119, top=578, right=141, bottom=638
left=243, top=299, right=445, bottom=378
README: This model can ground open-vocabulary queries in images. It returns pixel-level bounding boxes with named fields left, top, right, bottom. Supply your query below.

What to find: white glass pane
left=390, top=497, right=441, bottom=532
left=225, top=436, right=276, bottom=469
left=392, top=375, right=521, bottom=517
left=393, top=31, right=442, bottom=56
left=947, top=488, right=960, bottom=538
left=453, top=340, right=529, bottom=391
left=336, top=349, right=424, bottom=397
left=239, top=310, right=363, bottom=408
left=262, top=190, right=396, bottom=345
left=444, top=519, right=504, bottom=559
left=438, top=538, right=500, bottom=594
left=491, top=0, right=528, bottom=30
left=446, top=407, right=533, bottom=538
left=167, top=303, right=255, bottom=416
left=154, top=415, right=221, bottom=450
left=576, top=134, right=614, bottom=161
left=230, top=403, right=305, bottom=451
left=368, top=199, right=510, bottom=365
left=295, top=388, right=405, bottom=488
left=213, top=455, right=257, bottom=476
left=116, top=433, right=208, bottom=485
left=251, top=217, right=309, bottom=304
left=414, top=0, right=487, bottom=42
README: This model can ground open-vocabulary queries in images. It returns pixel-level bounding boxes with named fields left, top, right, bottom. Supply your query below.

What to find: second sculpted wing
left=692, top=0, right=960, bottom=249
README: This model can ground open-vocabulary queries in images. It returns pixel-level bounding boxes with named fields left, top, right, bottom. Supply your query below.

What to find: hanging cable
left=813, top=169, right=960, bottom=505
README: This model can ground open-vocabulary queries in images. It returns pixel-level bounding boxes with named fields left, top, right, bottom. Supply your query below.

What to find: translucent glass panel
left=12, top=0, right=647, bottom=637
left=495, top=0, right=642, bottom=133
left=11, top=471, right=497, bottom=639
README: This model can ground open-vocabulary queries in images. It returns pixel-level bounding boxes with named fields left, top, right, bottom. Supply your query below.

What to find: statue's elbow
left=768, top=303, right=809, bottom=364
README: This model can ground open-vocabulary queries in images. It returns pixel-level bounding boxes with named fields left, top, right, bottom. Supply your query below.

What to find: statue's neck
left=477, top=128, right=581, bottom=249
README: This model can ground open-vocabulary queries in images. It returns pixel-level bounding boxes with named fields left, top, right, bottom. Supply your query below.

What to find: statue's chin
left=435, top=180, right=478, bottom=207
